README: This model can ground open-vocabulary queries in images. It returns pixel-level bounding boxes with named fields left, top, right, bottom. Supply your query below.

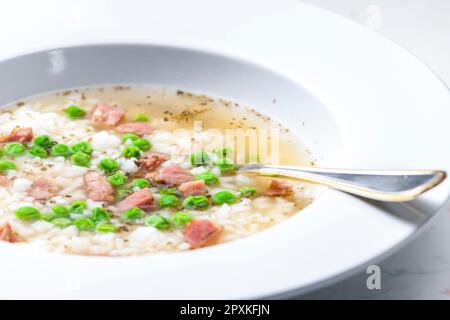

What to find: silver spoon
left=237, top=165, right=446, bottom=202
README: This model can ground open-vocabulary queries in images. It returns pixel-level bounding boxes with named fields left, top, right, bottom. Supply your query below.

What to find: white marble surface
left=298, top=0, right=450, bottom=299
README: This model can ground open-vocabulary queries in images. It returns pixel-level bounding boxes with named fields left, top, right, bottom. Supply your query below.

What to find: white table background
left=299, top=0, right=450, bottom=299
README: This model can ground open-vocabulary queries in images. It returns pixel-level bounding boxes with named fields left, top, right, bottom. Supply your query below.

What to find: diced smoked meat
left=0, top=127, right=33, bottom=143
left=83, top=172, right=115, bottom=202
left=151, top=165, right=193, bottom=186
left=0, top=175, right=11, bottom=188
left=91, top=103, right=125, bottom=127
left=116, top=122, right=152, bottom=136
left=264, top=180, right=293, bottom=196
left=178, top=180, right=205, bottom=196
left=27, top=177, right=58, bottom=200
left=184, top=220, right=223, bottom=249
left=117, top=187, right=154, bottom=211
left=138, top=152, right=169, bottom=171
left=0, top=223, right=16, bottom=243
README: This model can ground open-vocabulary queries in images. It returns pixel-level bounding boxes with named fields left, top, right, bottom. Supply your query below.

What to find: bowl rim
left=1, top=0, right=450, bottom=299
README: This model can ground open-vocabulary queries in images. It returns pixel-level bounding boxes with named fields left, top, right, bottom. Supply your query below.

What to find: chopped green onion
left=195, top=171, right=218, bottom=186
left=212, top=190, right=237, bottom=205
left=51, top=218, right=72, bottom=228
left=34, top=135, right=53, bottom=148
left=91, top=207, right=110, bottom=222
left=0, top=160, right=17, bottom=171
left=132, top=178, right=150, bottom=189
left=69, top=200, right=87, bottom=213
left=97, top=158, right=120, bottom=173
left=132, top=138, right=152, bottom=151
left=51, top=144, right=71, bottom=157
left=71, top=151, right=91, bottom=167
left=107, top=172, right=127, bottom=186
left=70, top=141, right=93, bottom=154
left=64, top=105, right=86, bottom=119
left=73, top=217, right=95, bottom=231
left=121, top=146, right=141, bottom=159
left=189, top=150, right=210, bottom=166
left=123, top=207, right=145, bottom=220
left=28, top=145, right=48, bottom=158
left=239, top=186, right=257, bottom=198
left=15, top=206, right=40, bottom=221
left=121, top=133, right=140, bottom=143
left=182, top=195, right=210, bottom=210
left=51, top=205, right=69, bottom=217
left=145, top=214, right=170, bottom=230
left=3, top=142, right=26, bottom=157
left=159, top=195, right=179, bottom=208
left=170, top=211, right=192, bottom=228
left=134, top=114, right=149, bottom=122
left=96, top=223, right=118, bottom=233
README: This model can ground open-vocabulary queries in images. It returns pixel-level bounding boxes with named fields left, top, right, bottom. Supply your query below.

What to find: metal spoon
left=237, top=165, right=446, bottom=202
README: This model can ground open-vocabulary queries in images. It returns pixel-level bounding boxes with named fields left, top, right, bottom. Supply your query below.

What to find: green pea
left=40, top=213, right=54, bottom=222
left=51, top=205, right=69, bottom=217
left=51, top=218, right=72, bottom=228
left=123, top=207, right=145, bottom=220
left=189, top=150, right=210, bottom=166
left=145, top=214, right=170, bottom=230
left=0, top=149, right=3, bottom=157
left=73, top=217, right=95, bottom=231
left=159, top=188, right=180, bottom=196
left=134, top=114, right=149, bottom=122
left=97, top=158, right=119, bottom=173
left=28, top=145, right=48, bottom=158
left=15, top=206, right=40, bottom=221
left=0, top=160, right=17, bottom=171
left=195, top=171, right=218, bottom=186
left=132, top=178, right=150, bottom=189
left=96, top=223, right=118, bottom=233
left=121, top=133, right=140, bottom=143
left=33, top=135, right=53, bottom=148
left=64, top=105, right=86, bottom=119
left=170, top=211, right=192, bottom=228
left=69, top=200, right=87, bottom=213
left=239, top=186, right=257, bottom=198
left=212, top=191, right=237, bottom=205
left=91, top=207, right=110, bottom=222
left=3, top=142, right=26, bottom=157
left=107, top=172, right=127, bottom=186
left=159, top=195, right=179, bottom=208
left=51, top=144, right=71, bottom=157
left=132, top=138, right=152, bottom=151
left=214, top=147, right=231, bottom=157
left=183, top=195, right=210, bottom=210
left=70, top=141, right=93, bottom=154
left=121, top=146, right=141, bottom=159
left=117, top=188, right=133, bottom=200
left=71, top=151, right=91, bottom=167
left=215, top=157, right=236, bottom=173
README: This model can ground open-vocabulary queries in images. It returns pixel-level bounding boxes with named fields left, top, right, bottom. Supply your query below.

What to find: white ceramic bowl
left=0, top=0, right=450, bottom=299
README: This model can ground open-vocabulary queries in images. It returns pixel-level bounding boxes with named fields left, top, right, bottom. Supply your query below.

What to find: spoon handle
left=238, top=165, right=446, bottom=202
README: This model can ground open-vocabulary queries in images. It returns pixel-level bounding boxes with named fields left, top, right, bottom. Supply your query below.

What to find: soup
left=0, top=86, right=315, bottom=256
